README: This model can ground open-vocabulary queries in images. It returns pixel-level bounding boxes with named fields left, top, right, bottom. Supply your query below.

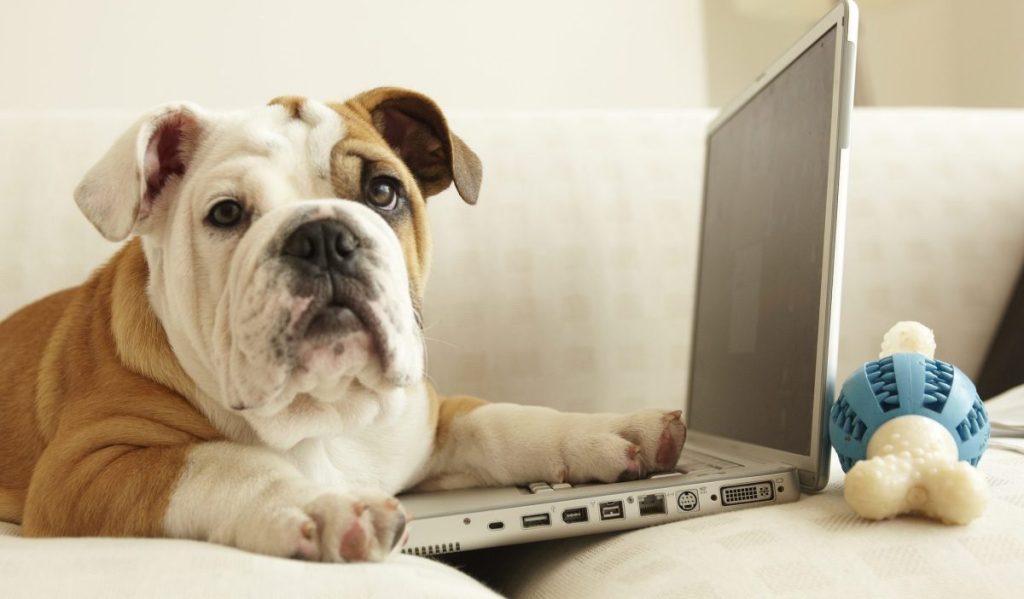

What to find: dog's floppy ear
left=74, top=104, right=206, bottom=241
left=348, top=87, right=482, bottom=205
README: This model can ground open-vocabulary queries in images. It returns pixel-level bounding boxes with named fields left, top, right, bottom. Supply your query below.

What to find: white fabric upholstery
left=0, top=523, right=498, bottom=598
left=2, top=109, right=1023, bottom=597
left=491, top=442, right=1024, bottom=599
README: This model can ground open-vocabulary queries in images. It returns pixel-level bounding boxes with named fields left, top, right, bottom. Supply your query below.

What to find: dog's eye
left=365, top=176, right=403, bottom=211
left=207, top=199, right=245, bottom=228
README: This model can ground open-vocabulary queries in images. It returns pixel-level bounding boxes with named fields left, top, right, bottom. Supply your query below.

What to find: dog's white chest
left=284, top=386, right=435, bottom=493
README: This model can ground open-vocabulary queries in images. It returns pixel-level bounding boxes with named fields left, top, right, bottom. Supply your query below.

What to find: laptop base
left=400, top=454, right=799, bottom=556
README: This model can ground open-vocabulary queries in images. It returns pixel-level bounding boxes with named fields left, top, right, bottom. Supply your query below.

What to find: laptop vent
left=401, top=541, right=461, bottom=557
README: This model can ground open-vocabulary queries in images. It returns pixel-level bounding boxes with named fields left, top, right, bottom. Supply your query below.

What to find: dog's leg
left=23, top=438, right=407, bottom=562
left=417, top=397, right=686, bottom=491
left=164, top=443, right=408, bottom=561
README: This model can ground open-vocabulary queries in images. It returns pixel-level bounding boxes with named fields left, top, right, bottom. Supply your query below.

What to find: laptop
left=400, top=0, right=859, bottom=556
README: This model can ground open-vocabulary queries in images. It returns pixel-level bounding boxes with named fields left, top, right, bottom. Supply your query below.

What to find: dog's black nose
left=281, top=220, right=361, bottom=268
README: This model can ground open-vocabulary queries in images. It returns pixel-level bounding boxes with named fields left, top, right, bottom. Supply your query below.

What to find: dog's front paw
left=303, top=490, right=408, bottom=562
left=620, top=408, right=687, bottom=473
left=560, top=409, right=686, bottom=483
left=232, top=490, right=408, bottom=562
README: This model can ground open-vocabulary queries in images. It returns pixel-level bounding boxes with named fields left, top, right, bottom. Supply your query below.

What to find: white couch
left=2, top=108, right=1024, bottom=598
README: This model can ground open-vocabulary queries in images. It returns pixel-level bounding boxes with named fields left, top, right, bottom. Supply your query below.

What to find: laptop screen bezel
left=684, top=0, right=858, bottom=492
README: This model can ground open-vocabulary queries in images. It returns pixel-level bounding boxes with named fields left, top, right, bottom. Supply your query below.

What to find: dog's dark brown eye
left=365, top=176, right=403, bottom=211
left=208, top=199, right=244, bottom=228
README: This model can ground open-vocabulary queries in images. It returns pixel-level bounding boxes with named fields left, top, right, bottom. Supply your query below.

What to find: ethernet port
left=638, top=493, right=667, bottom=516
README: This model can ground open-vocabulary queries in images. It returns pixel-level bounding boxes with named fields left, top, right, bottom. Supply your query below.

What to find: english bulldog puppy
left=0, top=88, right=686, bottom=562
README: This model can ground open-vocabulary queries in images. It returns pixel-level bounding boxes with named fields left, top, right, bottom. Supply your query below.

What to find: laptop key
left=648, top=472, right=683, bottom=480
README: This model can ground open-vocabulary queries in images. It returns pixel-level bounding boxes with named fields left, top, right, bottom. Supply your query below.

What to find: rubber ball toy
left=829, top=321, right=991, bottom=524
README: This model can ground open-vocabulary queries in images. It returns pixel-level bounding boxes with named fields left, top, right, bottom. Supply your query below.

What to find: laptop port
left=638, top=493, right=667, bottom=516
left=721, top=482, right=775, bottom=506
left=521, top=513, right=551, bottom=528
left=488, top=521, right=504, bottom=530
left=561, top=507, right=588, bottom=524
left=599, top=501, right=624, bottom=520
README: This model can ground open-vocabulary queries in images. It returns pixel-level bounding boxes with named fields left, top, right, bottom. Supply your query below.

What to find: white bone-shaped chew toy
left=843, top=415, right=990, bottom=524
left=879, top=320, right=937, bottom=359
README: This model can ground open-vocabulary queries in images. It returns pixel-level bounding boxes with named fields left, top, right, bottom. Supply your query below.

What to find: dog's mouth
left=289, top=271, right=388, bottom=354
left=304, top=304, right=362, bottom=339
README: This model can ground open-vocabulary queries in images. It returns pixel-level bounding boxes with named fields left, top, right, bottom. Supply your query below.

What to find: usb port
left=522, top=513, right=551, bottom=528
left=561, top=507, right=589, bottom=524
left=638, top=493, right=667, bottom=516
left=599, top=501, right=624, bottom=520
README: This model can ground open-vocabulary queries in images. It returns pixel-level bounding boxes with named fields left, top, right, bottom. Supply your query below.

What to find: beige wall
left=704, top=0, right=1024, bottom=107
left=0, top=0, right=707, bottom=112
left=3, top=1, right=1016, bottom=113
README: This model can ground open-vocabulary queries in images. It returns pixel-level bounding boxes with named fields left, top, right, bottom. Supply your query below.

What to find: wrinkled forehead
left=196, top=100, right=346, bottom=180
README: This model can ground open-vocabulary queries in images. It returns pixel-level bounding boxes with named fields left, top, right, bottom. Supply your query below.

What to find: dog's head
left=75, top=88, right=481, bottom=427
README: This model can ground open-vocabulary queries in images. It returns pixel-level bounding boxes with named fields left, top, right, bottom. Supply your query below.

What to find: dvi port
left=721, top=481, right=775, bottom=506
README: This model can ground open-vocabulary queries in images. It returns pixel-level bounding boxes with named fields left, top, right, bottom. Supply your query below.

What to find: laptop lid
left=685, top=1, right=858, bottom=491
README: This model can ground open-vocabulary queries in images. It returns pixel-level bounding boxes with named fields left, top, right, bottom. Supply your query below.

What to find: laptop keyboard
left=677, top=449, right=744, bottom=475
left=525, top=449, right=743, bottom=493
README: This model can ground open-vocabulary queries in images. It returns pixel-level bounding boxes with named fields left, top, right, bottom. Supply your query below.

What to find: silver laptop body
left=400, top=0, right=859, bottom=556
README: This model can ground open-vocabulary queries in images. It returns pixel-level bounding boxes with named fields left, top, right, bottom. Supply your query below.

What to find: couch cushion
left=485, top=444, right=1024, bottom=598
left=0, top=523, right=499, bottom=599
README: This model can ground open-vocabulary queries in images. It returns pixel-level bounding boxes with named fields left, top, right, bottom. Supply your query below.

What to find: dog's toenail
left=300, top=520, right=316, bottom=540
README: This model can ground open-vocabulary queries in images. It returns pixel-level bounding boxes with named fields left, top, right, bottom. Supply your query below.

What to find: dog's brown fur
left=0, top=240, right=221, bottom=533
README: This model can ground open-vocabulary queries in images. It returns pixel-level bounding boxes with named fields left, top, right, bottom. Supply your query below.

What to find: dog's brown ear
left=348, top=87, right=482, bottom=205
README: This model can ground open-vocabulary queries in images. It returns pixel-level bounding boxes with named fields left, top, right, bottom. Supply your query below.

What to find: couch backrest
left=2, top=109, right=1022, bottom=414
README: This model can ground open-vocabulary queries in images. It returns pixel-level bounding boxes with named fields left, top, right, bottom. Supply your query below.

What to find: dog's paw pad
left=302, top=491, right=408, bottom=563
left=655, top=411, right=687, bottom=469
left=340, top=518, right=369, bottom=561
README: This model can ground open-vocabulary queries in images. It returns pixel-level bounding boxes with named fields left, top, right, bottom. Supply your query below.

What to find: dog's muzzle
left=278, top=218, right=380, bottom=341
left=215, top=200, right=423, bottom=420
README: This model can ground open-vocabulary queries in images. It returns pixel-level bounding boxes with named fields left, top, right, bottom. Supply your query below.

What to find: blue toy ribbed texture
left=829, top=353, right=990, bottom=472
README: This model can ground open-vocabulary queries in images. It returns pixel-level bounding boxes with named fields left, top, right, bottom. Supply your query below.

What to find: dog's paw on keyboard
left=556, top=409, right=686, bottom=484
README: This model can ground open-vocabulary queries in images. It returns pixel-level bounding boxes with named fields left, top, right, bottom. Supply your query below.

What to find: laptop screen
left=688, top=26, right=838, bottom=457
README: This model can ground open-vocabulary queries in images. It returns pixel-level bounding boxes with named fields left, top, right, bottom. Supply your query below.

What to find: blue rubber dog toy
left=830, top=323, right=990, bottom=473
left=829, top=321, right=991, bottom=524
